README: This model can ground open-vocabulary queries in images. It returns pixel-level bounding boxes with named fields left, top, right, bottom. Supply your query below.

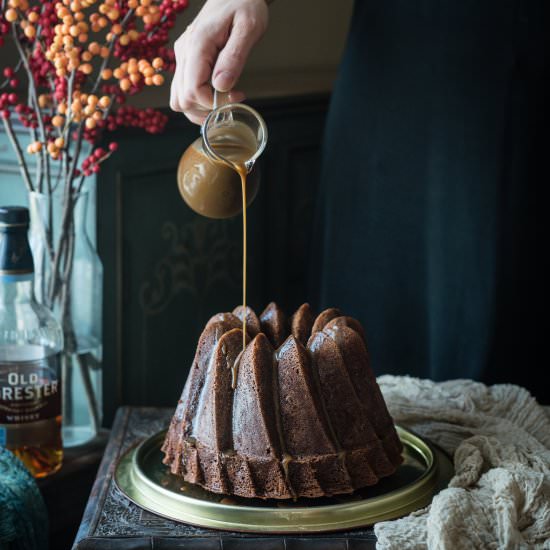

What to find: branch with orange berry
left=1, top=0, right=186, bottom=302
left=0, top=0, right=187, bottom=423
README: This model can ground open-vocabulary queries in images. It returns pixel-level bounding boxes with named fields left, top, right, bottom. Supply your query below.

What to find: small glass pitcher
left=177, top=92, right=268, bottom=219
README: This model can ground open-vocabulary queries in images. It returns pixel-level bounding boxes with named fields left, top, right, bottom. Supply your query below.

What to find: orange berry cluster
left=5, top=0, right=39, bottom=39
left=1, top=0, right=186, bottom=180
left=4, top=0, right=30, bottom=24
left=26, top=136, right=65, bottom=160
left=112, top=57, right=164, bottom=92
left=45, top=2, right=94, bottom=77
left=97, top=0, right=121, bottom=22
left=55, top=91, right=111, bottom=129
left=129, top=0, right=162, bottom=27
left=96, top=17, right=140, bottom=46
left=27, top=91, right=112, bottom=158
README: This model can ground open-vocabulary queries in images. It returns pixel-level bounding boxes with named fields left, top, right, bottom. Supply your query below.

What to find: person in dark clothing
left=170, top=0, right=545, bottom=403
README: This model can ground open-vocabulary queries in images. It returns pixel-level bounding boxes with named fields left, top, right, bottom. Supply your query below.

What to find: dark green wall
left=97, top=95, right=329, bottom=424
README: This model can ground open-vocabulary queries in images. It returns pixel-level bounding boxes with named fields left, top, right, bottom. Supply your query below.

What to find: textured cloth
left=0, top=447, right=48, bottom=550
left=375, top=376, right=550, bottom=549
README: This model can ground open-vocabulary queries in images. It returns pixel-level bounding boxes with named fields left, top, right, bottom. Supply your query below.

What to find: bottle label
left=0, top=352, right=61, bottom=425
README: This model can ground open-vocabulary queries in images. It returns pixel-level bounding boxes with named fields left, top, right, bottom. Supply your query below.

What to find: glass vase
left=28, top=190, right=103, bottom=447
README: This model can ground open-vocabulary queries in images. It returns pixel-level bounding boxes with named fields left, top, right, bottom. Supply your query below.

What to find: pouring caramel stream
left=238, top=164, right=247, bottom=353
left=208, top=129, right=256, bottom=355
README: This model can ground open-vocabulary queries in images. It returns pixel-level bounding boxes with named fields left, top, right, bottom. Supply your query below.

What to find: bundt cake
left=162, top=303, right=403, bottom=499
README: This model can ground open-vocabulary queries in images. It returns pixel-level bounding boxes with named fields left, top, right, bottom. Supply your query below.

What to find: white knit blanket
left=375, top=376, right=550, bottom=549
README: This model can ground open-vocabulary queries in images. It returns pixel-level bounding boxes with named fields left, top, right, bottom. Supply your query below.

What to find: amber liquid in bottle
left=0, top=347, right=63, bottom=478
left=13, top=425, right=63, bottom=479
left=11, top=417, right=63, bottom=478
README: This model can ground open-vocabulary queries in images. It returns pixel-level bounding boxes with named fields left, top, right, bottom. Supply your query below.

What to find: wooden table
left=38, top=431, right=108, bottom=550
left=72, top=406, right=379, bottom=549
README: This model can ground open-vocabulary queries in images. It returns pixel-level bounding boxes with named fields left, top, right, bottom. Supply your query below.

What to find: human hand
left=170, top=0, right=269, bottom=124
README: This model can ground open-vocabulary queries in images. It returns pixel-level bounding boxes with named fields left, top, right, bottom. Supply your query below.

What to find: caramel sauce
left=209, top=131, right=256, bottom=358
left=230, top=348, right=243, bottom=390
left=237, top=163, right=248, bottom=354
left=281, top=452, right=293, bottom=478
left=281, top=452, right=296, bottom=499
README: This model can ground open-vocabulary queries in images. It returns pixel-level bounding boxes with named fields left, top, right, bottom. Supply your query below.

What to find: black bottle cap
left=0, top=206, right=33, bottom=275
left=0, top=206, right=30, bottom=227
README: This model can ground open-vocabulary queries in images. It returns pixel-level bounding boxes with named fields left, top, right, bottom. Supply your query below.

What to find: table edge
left=72, top=406, right=132, bottom=549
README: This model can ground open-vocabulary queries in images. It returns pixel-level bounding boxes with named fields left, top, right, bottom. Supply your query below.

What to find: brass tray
left=115, top=426, right=453, bottom=533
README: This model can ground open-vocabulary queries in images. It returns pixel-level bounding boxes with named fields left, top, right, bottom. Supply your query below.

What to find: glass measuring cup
left=202, top=91, right=268, bottom=172
left=177, top=91, right=268, bottom=219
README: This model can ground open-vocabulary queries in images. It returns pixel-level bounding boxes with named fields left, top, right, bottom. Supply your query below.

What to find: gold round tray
left=115, top=426, right=453, bottom=533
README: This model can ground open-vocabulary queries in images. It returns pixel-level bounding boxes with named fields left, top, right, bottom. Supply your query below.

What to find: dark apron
left=312, top=0, right=545, bottom=400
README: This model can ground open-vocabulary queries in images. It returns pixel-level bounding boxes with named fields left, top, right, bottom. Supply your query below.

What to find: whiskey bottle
left=0, top=206, right=63, bottom=477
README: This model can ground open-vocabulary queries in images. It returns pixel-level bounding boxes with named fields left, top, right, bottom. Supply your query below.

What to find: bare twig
left=64, top=71, right=75, bottom=159
left=2, top=116, right=34, bottom=192
left=67, top=123, right=84, bottom=187
left=102, top=93, right=117, bottom=120
left=30, top=127, right=44, bottom=192
left=47, top=189, right=73, bottom=307
left=147, top=14, right=168, bottom=39
left=51, top=156, right=64, bottom=194
left=11, top=24, right=51, bottom=194
left=74, top=173, right=86, bottom=195
left=76, top=353, right=101, bottom=434
left=41, top=150, right=55, bottom=255
left=61, top=213, right=75, bottom=287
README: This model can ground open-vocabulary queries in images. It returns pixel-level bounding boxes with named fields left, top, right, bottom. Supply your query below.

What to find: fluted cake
left=162, top=303, right=403, bottom=499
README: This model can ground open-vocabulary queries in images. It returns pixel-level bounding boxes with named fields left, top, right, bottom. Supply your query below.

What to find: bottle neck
left=0, top=219, right=35, bottom=305
left=0, top=273, right=35, bottom=304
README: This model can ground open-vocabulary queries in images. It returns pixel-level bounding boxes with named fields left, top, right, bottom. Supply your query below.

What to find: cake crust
left=162, top=303, right=403, bottom=499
